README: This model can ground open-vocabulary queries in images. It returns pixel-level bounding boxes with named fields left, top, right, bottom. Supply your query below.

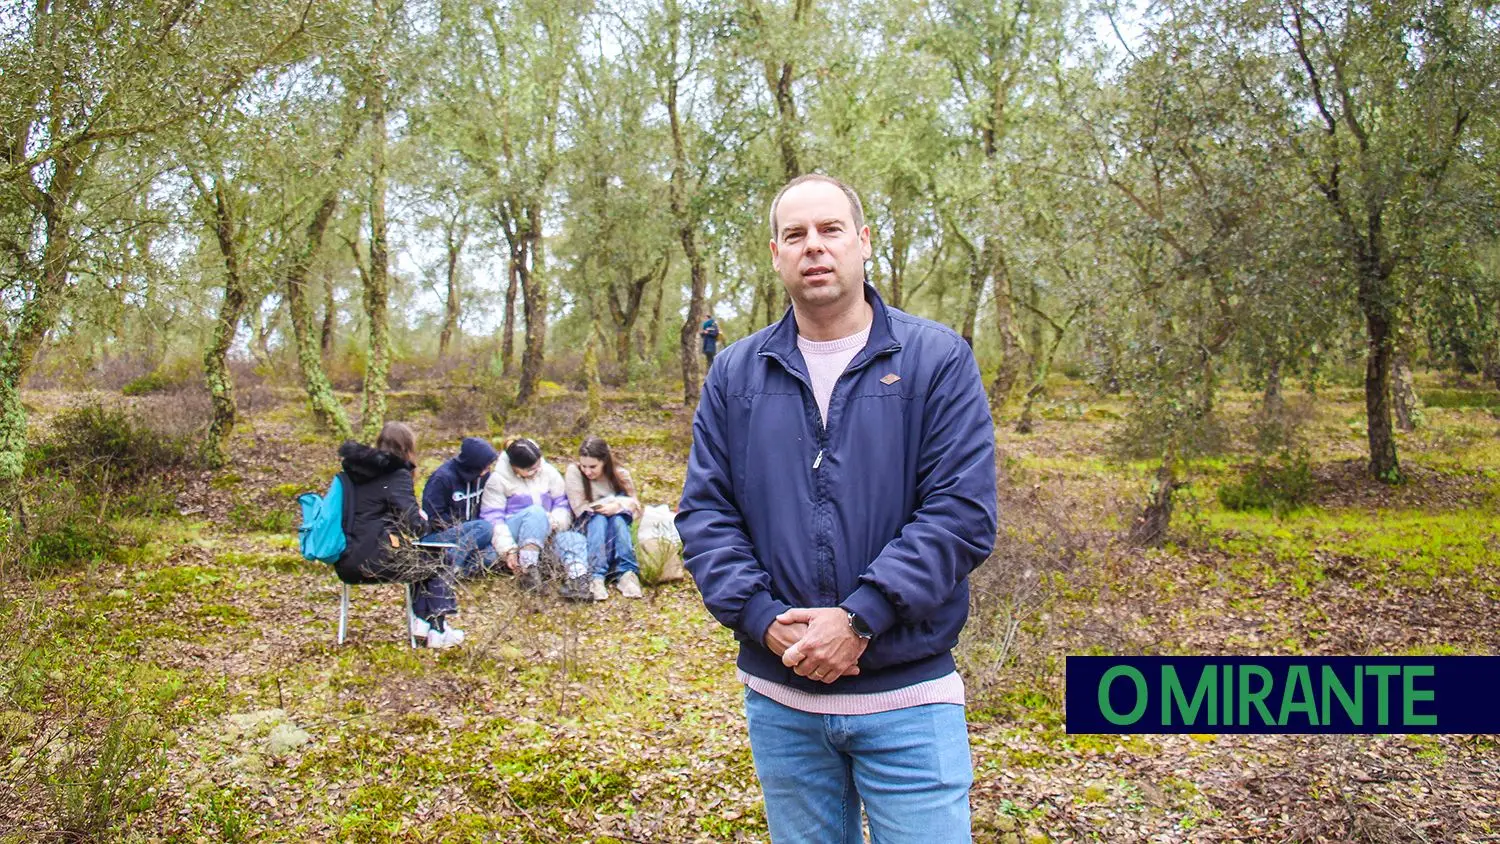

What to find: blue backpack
left=298, top=473, right=355, bottom=563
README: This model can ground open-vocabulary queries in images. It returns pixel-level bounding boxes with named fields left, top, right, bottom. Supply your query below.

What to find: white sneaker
left=408, top=611, right=432, bottom=639
left=590, top=578, right=608, bottom=601
left=617, top=572, right=643, bottom=599
left=427, top=625, right=465, bottom=649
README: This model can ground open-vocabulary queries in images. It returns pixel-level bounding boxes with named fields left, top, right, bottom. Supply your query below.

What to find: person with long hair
left=478, top=437, right=590, bottom=598
left=564, top=436, right=644, bottom=600
left=333, top=421, right=464, bottom=648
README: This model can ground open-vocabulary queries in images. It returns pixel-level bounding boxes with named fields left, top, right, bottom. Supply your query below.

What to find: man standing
left=677, top=175, right=998, bottom=842
left=700, top=313, right=722, bottom=366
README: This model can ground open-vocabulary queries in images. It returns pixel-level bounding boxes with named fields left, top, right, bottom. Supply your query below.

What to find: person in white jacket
left=478, top=438, right=589, bottom=597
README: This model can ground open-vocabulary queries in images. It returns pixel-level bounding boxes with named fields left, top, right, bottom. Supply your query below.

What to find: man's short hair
left=769, top=174, right=865, bottom=240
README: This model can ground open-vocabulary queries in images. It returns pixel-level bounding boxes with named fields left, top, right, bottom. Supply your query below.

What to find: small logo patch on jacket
left=880, top=373, right=901, bottom=385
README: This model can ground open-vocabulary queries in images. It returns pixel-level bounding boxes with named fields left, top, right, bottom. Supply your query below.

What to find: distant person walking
left=677, top=174, right=998, bottom=842
left=700, top=314, right=722, bottom=366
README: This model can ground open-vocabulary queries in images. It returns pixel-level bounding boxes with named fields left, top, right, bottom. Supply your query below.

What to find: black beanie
left=456, top=437, right=498, bottom=477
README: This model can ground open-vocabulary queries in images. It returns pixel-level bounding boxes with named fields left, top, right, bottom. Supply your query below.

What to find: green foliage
left=1421, top=389, right=1500, bottom=411
left=121, top=359, right=199, bottom=396
left=32, top=402, right=195, bottom=484
left=4, top=403, right=193, bottom=577
left=23, top=515, right=115, bottom=572
left=1216, top=452, right=1314, bottom=516
left=228, top=502, right=293, bottom=534
left=121, top=370, right=173, bottom=396
left=1204, top=507, right=1498, bottom=594
left=43, top=708, right=167, bottom=841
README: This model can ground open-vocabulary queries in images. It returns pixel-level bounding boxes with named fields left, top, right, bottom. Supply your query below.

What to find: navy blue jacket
left=421, top=437, right=497, bottom=530
left=677, top=285, right=998, bottom=694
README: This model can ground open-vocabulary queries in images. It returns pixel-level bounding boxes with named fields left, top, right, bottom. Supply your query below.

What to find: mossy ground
left=3, top=375, right=1497, bottom=841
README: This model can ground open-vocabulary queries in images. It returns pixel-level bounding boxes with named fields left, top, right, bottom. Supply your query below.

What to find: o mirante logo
left=1066, top=657, right=1495, bottom=734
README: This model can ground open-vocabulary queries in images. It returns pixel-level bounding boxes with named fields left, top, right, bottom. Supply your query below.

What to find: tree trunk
left=501, top=255, right=519, bottom=376
left=1262, top=356, right=1284, bottom=418
left=320, top=270, right=337, bottom=360
left=885, top=211, right=909, bottom=311
left=663, top=9, right=707, bottom=407
left=516, top=203, right=547, bottom=406
left=285, top=191, right=353, bottom=439
left=438, top=220, right=465, bottom=357
left=647, top=262, right=666, bottom=367
left=1360, top=269, right=1401, bottom=483
left=0, top=149, right=82, bottom=508
left=678, top=224, right=708, bottom=405
left=1013, top=383, right=1044, bottom=434
left=1127, top=460, right=1178, bottom=548
left=1392, top=348, right=1419, bottom=432
left=251, top=297, right=277, bottom=365
left=1014, top=317, right=1068, bottom=435
left=360, top=76, right=391, bottom=442
left=202, top=180, right=249, bottom=468
left=959, top=265, right=983, bottom=347
left=578, top=334, right=601, bottom=433
left=751, top=276, right=772, bottom=330
left=989, top=253, right=1024, bottom=413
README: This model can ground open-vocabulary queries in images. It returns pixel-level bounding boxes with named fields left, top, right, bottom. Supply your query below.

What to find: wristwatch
left=846, top=610, right=874, bottom=640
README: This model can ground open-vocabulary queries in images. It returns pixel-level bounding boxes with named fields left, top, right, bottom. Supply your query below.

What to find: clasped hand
left=764, top=607, right=867, bottom=685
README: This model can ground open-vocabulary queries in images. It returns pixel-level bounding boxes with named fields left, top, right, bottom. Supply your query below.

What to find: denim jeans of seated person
left=505, top=505, right=587, bottom=578
left=419, top=519, right=497, bottom=577
left=585, top=510, right=638, bottom=581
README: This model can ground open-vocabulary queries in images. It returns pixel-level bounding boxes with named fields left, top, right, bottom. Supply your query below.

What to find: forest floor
left=3, top=375, right=1499, bottom=842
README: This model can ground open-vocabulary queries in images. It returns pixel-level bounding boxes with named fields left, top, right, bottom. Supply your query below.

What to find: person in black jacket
left=419, top=436, right=499, bottom=576
left=334, top=422, right=464, bottom=648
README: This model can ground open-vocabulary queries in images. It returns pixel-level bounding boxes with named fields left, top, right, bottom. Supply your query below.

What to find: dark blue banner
left=1065, top=656, right=1500, bottom=734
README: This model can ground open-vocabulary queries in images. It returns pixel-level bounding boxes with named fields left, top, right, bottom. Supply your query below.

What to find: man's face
left=769, top=181, right=872, bottom=313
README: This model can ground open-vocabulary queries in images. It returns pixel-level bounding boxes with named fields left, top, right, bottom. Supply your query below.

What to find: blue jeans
left=507, top=505, right=588, bottom=578
left=744, top=688, right=973, bottom=844
left=585, top=510, right=638, bottom=581
left=419, top=519, right=496, bottom=577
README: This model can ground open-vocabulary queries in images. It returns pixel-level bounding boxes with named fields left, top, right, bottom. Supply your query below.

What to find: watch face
left=848, top=611, right=873, bottom=638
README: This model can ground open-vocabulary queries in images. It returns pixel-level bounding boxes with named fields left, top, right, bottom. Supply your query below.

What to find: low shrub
left=1421, top=389, right=1500, bottom=411
left=119, top=358, right=199, bottom=396
left=229, top=502, right=293, bottom=534
left=32, top=402, right=195, bottom=485
left=42, top=709, right=167, bottom=841
left=4, top=402, right=197, bottom=578
left=1217, top=452, right=1314, bottom=516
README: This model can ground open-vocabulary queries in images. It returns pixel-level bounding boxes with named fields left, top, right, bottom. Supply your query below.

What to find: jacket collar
left=758, top=282, right=902, bottom=375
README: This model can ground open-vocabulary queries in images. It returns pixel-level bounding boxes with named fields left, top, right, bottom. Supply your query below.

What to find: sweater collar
left=758, top=282, right=900, bottom=371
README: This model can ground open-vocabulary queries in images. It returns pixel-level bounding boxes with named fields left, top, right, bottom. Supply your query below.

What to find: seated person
left=565, top=436, right=644, bottom=601
left=334, top=422, right=463, bottom=648
left=419, top=436, right=500, bottom=576
left=479, top=438, right=588, bottom=597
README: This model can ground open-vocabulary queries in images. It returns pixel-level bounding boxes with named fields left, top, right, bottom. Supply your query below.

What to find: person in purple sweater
left=677, top=175, right=998, bottom=842
left=478, top=438, right=589, bottom=598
